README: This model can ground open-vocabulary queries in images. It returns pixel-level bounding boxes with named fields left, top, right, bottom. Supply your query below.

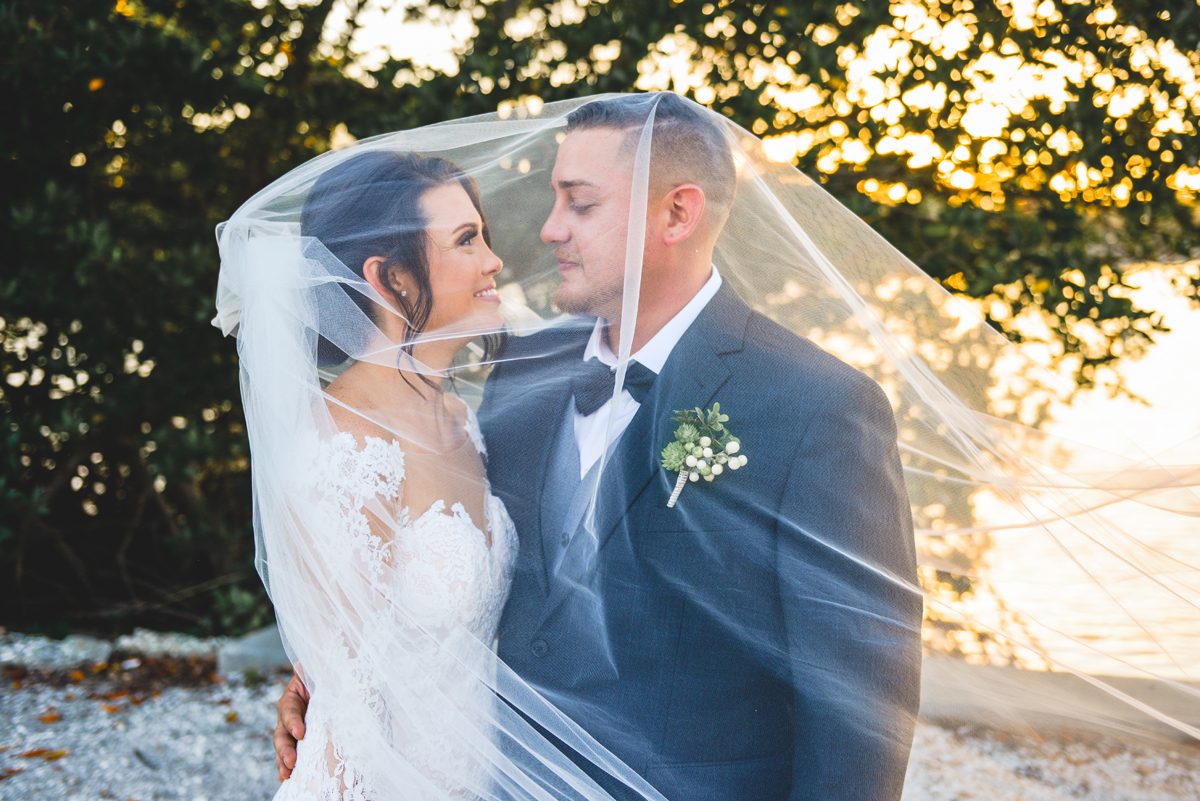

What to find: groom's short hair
left=566, top=93, right=737, bottom=224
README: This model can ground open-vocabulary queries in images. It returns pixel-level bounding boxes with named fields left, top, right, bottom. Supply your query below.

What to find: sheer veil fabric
left=215, top=92, right=1200, bottom=800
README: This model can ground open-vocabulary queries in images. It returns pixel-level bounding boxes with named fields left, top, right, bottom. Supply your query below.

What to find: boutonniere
left=660, top=402, right=747, bottom=508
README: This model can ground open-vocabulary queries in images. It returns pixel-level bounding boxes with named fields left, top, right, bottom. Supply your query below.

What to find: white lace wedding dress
left=274, top=407, right=518, bottom=801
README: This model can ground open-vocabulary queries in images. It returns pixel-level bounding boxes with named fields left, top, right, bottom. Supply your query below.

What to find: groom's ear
left=661, top=184, right=706, bottom=246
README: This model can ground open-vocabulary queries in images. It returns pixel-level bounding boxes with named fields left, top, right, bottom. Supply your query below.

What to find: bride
left=276, top=151, right=516, bottom=800
left=220, top=149, right=530, bottom=800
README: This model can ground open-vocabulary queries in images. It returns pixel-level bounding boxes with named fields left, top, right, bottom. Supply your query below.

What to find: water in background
left=979, top=263, right=1200, bottom=681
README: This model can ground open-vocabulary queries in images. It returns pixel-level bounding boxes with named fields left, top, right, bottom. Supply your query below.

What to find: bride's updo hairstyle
left=300, top=150, right=501, bottom=369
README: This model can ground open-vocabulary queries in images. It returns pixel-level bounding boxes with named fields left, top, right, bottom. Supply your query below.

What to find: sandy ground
left=1, top=662, right=1198, bottom=800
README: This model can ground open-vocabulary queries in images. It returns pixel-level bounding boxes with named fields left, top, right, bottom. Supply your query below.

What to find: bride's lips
left=473, top=285, right=501, bottom=303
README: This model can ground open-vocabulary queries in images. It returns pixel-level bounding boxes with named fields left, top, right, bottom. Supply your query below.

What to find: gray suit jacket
left=479, top=282, right=921, bottom=801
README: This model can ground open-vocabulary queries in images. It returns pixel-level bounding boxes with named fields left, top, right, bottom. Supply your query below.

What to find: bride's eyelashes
left=456, top=225, right=480, bottom=248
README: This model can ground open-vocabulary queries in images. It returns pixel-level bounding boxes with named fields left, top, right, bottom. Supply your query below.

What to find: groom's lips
left=556, top=258, right=581, bottom=274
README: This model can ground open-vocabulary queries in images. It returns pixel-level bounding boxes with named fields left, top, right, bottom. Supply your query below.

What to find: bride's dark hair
left=301, top=150, right=505, bottom=372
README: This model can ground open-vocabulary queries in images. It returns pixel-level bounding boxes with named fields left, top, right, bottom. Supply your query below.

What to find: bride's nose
left=482, top=244, right=502, bottom=276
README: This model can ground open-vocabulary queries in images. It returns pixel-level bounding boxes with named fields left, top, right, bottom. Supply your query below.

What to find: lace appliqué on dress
left=463, top=404, right=487, bottom=458
left=276, top=428, right=516, bottom=801
left=304, top=432, right=405, bottom=584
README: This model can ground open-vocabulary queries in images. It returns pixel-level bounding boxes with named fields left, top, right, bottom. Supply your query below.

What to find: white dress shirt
left=573, top=268, right=723, bottom=477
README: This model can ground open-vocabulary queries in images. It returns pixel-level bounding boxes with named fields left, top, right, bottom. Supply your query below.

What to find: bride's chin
left=442, top=310, right=506, bottom=339
left=472, top=306, right=506, bottom=333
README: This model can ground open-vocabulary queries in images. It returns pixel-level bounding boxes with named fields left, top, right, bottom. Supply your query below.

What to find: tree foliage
left=408, top=0, right=1200, bottom=383
left=0, top=0, right=399, bottom=634
left=1, top=0, right=1196, bottom=635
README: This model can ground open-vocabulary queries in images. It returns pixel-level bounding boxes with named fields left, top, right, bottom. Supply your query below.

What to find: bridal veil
left=214, top=91, right=1200, bottom=799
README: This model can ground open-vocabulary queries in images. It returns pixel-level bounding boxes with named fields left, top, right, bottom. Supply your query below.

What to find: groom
left=275, top=93, right=922, bottom=799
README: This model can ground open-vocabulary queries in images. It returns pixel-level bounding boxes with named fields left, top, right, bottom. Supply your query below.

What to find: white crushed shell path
left=2, top=678, right=1199, bottom=800
left=902, top=725, right=1200, bottom=800
left=0, top=677, right=280, bottom=801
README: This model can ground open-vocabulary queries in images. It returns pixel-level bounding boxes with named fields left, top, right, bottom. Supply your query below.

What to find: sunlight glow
left=333, top=0, right=1200, bottom=208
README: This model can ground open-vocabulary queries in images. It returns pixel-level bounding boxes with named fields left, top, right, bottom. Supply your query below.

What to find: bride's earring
left=400, top=290, right=407, bottom=297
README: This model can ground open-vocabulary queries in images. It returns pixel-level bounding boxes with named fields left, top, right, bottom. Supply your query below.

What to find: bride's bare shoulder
left=320, top=370, right=396, bottom=449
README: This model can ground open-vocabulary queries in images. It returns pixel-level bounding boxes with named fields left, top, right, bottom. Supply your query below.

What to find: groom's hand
left=274, top=671, right=309, bottom=781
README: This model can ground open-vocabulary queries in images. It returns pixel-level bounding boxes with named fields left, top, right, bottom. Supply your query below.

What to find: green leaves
left=0, top=0, right=371, bottom=637
left=407, top=0, right=1200, bottom=384
left=671, top=402, right=730, bottom=441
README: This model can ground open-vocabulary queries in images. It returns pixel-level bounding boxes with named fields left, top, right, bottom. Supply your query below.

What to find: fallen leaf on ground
left=0, top=767, right=24, bottom=781
left=225, top=711, right=239, bottom=723
left=38, top=711, right=62, bottom=723
left=103, top=703, right=122, bottom=714
left=19, top=748, right=69, bottom=761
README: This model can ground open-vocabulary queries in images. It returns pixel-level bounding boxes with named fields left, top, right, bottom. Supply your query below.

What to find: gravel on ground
left=1, top=631, right=1198, bottom=800
left=0, top=666, right=281, bottom=801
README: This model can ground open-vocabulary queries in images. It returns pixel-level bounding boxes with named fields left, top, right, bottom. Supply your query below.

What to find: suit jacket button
left=531, top=639, right=548, bottom=658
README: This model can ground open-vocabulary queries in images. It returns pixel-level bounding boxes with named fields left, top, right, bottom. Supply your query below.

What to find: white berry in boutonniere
left=660, top=402, right=746, bottom=508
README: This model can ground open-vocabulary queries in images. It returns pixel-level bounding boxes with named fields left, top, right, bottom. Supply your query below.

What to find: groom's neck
left=602, top=256, right=714, bottom=355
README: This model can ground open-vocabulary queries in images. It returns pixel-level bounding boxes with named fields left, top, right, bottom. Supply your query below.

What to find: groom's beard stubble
left=551, top=251, right=623, bottom=320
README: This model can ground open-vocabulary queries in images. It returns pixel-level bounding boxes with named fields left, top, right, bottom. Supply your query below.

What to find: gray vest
left=540, top=408, right=607, bottom=580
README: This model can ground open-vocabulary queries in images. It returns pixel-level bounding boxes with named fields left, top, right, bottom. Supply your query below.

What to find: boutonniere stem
left=660, top=403, right=746, bottom=508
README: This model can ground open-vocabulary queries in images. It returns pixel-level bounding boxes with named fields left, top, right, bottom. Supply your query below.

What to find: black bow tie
left=572, top=358, right=658, bottom=416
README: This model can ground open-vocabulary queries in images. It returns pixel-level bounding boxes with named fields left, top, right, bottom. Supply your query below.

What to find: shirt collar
left=583, top=266, right=722, bottom=374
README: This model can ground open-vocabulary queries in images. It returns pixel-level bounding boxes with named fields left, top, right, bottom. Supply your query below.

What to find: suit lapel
left=535, top=283, right=752, bottom=627
left=596, top=282, right=751, bottom=551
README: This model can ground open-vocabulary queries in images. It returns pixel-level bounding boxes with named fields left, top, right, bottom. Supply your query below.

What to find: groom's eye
left=568, top=199, right=596, bottom=214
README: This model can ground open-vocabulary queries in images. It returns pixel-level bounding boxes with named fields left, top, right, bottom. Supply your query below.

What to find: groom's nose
left=541, top=202, right=568, bottom=245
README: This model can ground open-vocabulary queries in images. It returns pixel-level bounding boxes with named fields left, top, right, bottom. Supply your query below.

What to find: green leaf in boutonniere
left=660, top=402, right=747, bottom=508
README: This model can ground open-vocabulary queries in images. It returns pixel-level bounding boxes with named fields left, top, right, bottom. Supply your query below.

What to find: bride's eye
left=457, top=229, right=478, bottom=247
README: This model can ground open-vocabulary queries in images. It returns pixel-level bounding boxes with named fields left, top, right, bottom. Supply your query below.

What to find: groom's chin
left=551, top=283, right=588, bottom=316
